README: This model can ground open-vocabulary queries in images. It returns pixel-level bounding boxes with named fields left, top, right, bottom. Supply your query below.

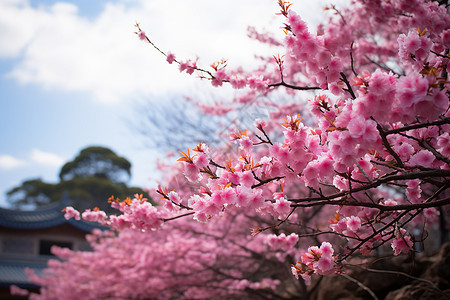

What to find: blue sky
left=0, top=0, right=346, bottom=207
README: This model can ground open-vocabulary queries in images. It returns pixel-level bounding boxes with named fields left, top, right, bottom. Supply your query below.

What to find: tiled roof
left=0, top=196, right=107, bottom=231
left=0, top=196, right=110, bottom=289
left=0, top=257, right=45, bottom=288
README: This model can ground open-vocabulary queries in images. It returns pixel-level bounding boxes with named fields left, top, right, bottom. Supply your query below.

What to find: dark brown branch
left=252, top=176, right=285, bottom=189
left=209, top=159, right=225, bottom=169
left=338, top=210, right=409, bottom=262
left=256, top=126, right=273, bottom=146
left=268, top=81, right=321, bottom=91
left=163, top=212, right=195, bottom=222
left=297, top=230, right=361, bottom=240
left=397, top=132, right=450, bottom=165
left=384, top=117, right=450, bottom=135
left=430, top=49, right=449, bottom=58
left=292, top=196, right=450, bottom=211
left=289, top=169, right=450, bottom=204
left=375, top=120, right=405, bottom=168
left=339, top=72, right=356, bottom=99
left=364, top=55, right=403, bottom=76
left=350, top=41, right=358, bottom=77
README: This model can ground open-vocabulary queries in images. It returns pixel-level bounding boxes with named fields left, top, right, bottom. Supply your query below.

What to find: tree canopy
left=6, top=146, right=147, bottom=211
left=59, top=146, right=131, bottom=183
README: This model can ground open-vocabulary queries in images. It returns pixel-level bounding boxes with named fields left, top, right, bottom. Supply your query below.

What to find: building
left=0, top=196, right=107, bottom=299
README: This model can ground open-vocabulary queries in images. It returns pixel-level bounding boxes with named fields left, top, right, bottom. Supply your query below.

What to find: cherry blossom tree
left=17, top=0, right=449, bottom=298
left=25, top=211, right=307, bottom=299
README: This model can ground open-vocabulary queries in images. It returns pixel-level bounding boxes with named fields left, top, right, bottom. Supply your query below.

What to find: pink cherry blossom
left=63, top=206, right=80, bottom=221
left=138, top=31, right=146, bottom=40
left=166, top=52, right=176, bottom=64
left=391, top=229, right=413, bottom=255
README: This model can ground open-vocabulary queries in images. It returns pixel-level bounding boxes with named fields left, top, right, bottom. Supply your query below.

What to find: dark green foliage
left=6, top=146, right=149, bottom=212
left=59, top=146, right=131, bottom=183
left=6, top=178, right=54, bottom=208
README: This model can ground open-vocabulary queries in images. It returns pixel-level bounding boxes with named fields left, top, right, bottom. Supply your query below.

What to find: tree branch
left=289, top=169, right=450, bottom=205
left=384, top=117, right=450, bottom=135
left=375, top=120, right=405, bottom=168
left=268, top=81, right=321, bottom=91
left=339, top=72, right=356, bottom=99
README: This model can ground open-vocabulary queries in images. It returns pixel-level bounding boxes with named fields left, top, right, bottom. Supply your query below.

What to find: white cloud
left=30, top=149, right=65, bottom=167
left=0, top=149, right=64, bottom=170
left=0, top=155, right=26, bottom=170
left=0, top=0, right=348, bottom=103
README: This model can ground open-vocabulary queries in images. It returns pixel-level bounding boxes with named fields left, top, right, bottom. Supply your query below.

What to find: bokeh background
left=0, top=0, right=347, bottom=207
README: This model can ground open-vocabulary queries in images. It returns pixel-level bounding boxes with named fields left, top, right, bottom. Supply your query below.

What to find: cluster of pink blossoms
left=291, top=242, right=336, bottom=285
left=26, top=2, right=449, bottom=297
left=131, top=0, right=449, bottom=283
left=64, top=194, right=165, bottom=232
left=266, top=232, right=299, bottom=251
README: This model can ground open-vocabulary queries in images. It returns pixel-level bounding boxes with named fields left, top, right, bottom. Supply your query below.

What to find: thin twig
left=252, top=176, right=285, bottom=189
left=349, top=266, right=440, bottom=291
left=163, top=212, right=195, bottom=222
left=350, top=41, right=358, bottom=77
left=340, top=273, right=379, bottom=300
left=374, top=120, right=405, bottom=168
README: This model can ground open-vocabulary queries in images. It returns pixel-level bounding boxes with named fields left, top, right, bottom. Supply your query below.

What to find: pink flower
left=179, top=60, right=196, bottom=74
left=179, top=61, right=189, bottom=72
left=315, top=256, right=334, bottom=274
left=240, top=136, right=254, bottom=152
left=267, top=233, right=299, bottom=251
left=319, top=242, right=334, bottom=258
left=330, top=218, right=347, bottom=233
left=168, top=191, right=181, bottom=204
left=345, top=216, right=361, bottom=233
left=10, top=285, right=29, bottom=296
left=236, top=187, right=251, bottom=207
left=391, top=229, right=413, bottom=256
left=220, top=187, right=236, bottom=205
left=186, top=61, right=196, bottom=75
left=247, top=189, right=264, bottom=210
left=398, top=29, right=432, bottom=68
left=193, top=153, right=209, bottom=169
left=442, top=29, right=450, bottom=47
left=138, top=31, right=146, bottom=40
left=246, top=75, right=269, bottom=92
left=166, top=52, right=176, bottom=64
left=437, top=133, right=450, bottom=157
left=301, top=274, right=311, bottom=285
left=230, top=76, right=247, bottom=89
left=63, top=206, right=80, bottom=221
left=211, top=69, right=229, bottom=87
left=347, top=117, right=366, bottom=139
left=254, top=119, right=267, bottom=131
left=383, top=199, right=398, bottom=206
left=193, top=211, right=209, bottom=223
left=240, top=171, right=255, bottom=188
left=423, top=207, right=439, bottom=224
left=407, top=150, right=435, bottom=168
left=290, top=16, right=308, bottom=35
left=82, top=209, right=108, bottom=224
left=183, top=162, right=201, bottom=182
left=273, top=198, right=291, bottom=219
